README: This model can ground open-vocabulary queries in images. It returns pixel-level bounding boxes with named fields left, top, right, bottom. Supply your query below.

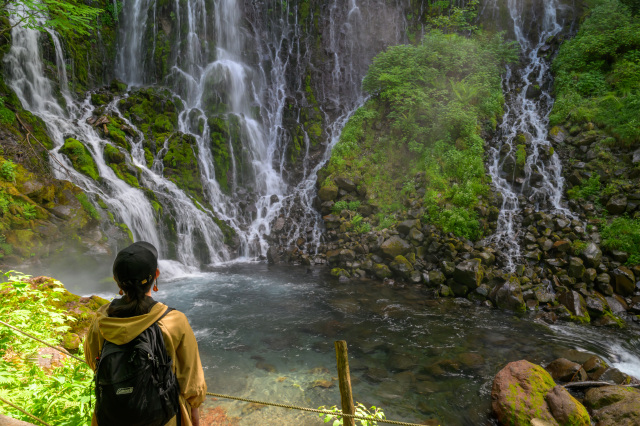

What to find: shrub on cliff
left=324, top=30, right=516, bottom=239
left=551, top=0, right=640, bottom=145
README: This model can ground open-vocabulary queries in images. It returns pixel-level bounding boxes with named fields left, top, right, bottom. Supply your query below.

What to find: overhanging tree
left=0, top=0, right=102, bottom=37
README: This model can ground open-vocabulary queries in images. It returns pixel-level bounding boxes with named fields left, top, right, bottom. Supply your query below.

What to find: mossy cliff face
left=0, top=154, right=114, bottom=268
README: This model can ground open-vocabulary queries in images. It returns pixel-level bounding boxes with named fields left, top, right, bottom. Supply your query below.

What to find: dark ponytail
left=107, top=276, right=156, bottom=318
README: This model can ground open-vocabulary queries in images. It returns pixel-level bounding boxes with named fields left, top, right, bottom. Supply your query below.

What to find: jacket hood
left=96, top=301, right=167, bottom=345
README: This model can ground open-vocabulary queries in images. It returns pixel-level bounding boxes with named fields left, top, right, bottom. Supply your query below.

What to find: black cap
left=113, top=241, right=158, bottom=285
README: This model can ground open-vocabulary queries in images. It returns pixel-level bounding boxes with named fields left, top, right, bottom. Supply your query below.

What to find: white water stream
left=485, top=0, right=574, bottom=271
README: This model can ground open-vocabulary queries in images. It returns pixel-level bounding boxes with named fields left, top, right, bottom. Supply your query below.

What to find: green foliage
left=551, top=0, right=640, bottom=144
left=351, top=214, right=371, bottom=234
left=326, top=30, right=515, bottom=240
left=318, top=402, right=386, bottom=426
left=0, top=272, right=92, bottom=425
left=59, top=138, right=100, bottom=181
left=75, top=192, right=99, bottom=220
left=0, top=97, right=15, bottom=125
left=376, top=215, right=395, bottom=230
left=425, top=0, right=479, bottom=35
left=601, top=216, right=640, bottom=265
left=0, top=159, right=16, bottom=181
left=1, top=0, right=103, bottom=37
left=21, top=203, right=36, bottom=220
left=567, top=173, right=601, bottom=200
left=572, top=239, right=588, bottom=255
left=332, top=200, right=361, bottom=213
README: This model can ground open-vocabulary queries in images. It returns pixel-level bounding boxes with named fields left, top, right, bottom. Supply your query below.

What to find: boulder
left=558, top=290, right=590, bottom=323
left=581, top=356, right=608, bottom=381
left=585, top=293, right=609, bottom=317
left=334, top=176, right=356, bottom=192
left=567, top=257, right=585, bottom=280
left=545, top=358, right=587, bottom=382
left=397, top=219, right=420, bottom=235
left=612, top=266, right=635, bottom=296
left=492, top=360, right=589, bottom=426
left=408, top=227, right=424, bottom=242
left=380, top=236, right=412, bottom=258
left=453, top=259, right=483, bottom=289
left=581, top=242, right=602, bottom=268
left=596, top=273, right=614, bottom=296
left=318, top=185, right=338, bottom=201
left=427, top=270, right=445, bottom=287
left=390, top=255, right=413, bottom=277
left=373, top=263, right=392, bottom=279
left=583, top=385, right=640, bottom=426
left=545, top=386, right=590, bottom=425
left=606, top=195, right=628, bottom=215
left=491, top=276, right=526, bottom=313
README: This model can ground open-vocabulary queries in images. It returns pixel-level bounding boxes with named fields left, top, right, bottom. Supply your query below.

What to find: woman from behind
left=84, top=241, right=206, bottom=426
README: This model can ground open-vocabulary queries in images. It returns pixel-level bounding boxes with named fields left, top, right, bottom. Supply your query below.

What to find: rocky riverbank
left=492, top=358, right=640, bottom=425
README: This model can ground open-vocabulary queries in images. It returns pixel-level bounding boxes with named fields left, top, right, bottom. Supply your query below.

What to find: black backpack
left=94, top=307, right=181, bottom=426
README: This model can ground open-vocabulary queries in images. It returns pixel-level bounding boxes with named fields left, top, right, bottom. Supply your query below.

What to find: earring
left=119, top=289, right=123, bottom=295
left=153, top=280, right=158, bottom=292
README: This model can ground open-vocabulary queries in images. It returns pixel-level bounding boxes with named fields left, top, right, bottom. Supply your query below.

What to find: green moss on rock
left=59, top=138, right=99, bottom=181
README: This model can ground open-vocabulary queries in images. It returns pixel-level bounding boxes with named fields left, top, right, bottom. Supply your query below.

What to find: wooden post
left=335, top=340, right=356, bottom=426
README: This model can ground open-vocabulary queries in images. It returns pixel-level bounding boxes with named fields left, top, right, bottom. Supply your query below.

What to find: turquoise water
left=87, top=263, right=640, bottom=425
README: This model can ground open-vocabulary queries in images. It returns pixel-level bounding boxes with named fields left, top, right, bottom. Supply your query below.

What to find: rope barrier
left=205, top=392, right=425, bottom=426
left=0, top=320, right=425, bottom=426
left=0, top=396, right=53, bottom=426
left=0, top=320, right=86, bottom=364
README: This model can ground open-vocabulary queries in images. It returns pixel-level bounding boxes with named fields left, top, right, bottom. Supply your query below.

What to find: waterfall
left=484, top=0, right=574, bottom=271
left=4, top=18, right=230, bottom=271
left=4, top=0, right=409, bottom=270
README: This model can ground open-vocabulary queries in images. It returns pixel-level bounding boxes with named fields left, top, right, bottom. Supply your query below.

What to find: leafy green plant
left=601, top=216, right=640, bottom=265
left=567, top=173, right=601, bottom=200
left=0, top=272, right=93, bottom=425
left=550, top=0, right=640, bottom=145
left=21, top=203, right=36, bottom=220
left=376, top=215, right=395, bottom=230
left=0, top=159, right=16, bottom=182
left=318, top=402, right=386, bottom=426
left=0, top=0, right=103, bottom=37
left=351, top=214, right=371, bottom=234
left=332, top=200, right=361, bottom=213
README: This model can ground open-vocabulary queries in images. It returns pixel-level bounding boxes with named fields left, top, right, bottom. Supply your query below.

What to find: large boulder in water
left=545, top=358, right=587, bottom=382
left=492, top=360, right=590, bottom=426
left=452, top=259, right=483, bottom=291
left=558, top=290, right=590, bottom=323
left=583, top=385, right=640, bottom=426
left=490, top=276, right=526, bottom=313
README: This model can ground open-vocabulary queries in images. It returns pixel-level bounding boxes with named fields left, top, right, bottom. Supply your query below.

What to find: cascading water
left=4, top=17, right=230, bottom=272
left=484, top=0, right=574, bottom=271
left=113, top=0, right=409, bottom=260
left=5, top=0, right=408, bottom=269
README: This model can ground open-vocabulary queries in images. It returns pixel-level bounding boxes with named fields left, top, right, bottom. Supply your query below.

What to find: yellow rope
left=0, top=320, right=426, bottom=426
left=0, top=396, right=53, bottom=426
left=205, top=392, right=425, bottom=426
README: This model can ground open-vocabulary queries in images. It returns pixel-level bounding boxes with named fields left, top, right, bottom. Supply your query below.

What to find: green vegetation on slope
left=550, top=0, right=640, bottom=145
left=322, top=30, right=516, bottom=240
left=0, top=272, right=103, bottom=426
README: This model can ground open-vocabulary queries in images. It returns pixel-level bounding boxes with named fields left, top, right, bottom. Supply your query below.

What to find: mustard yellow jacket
left=84, top=302, right=207, bottom=426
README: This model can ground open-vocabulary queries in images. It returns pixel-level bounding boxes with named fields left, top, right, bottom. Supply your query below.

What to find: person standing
left=84, top=241, right=206, bottom=426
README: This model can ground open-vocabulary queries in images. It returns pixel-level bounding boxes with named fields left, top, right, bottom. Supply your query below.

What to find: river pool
left=77, top=262, right=640, bottom=425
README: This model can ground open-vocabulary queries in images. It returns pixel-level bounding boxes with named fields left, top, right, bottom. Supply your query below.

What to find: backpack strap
left=156, top=307, right=175, bottom=324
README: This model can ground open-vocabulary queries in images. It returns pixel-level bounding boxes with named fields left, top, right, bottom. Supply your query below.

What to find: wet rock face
left=491, top=360, right=590, bottom=426
left=545, top=358, right=587, bottom=382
